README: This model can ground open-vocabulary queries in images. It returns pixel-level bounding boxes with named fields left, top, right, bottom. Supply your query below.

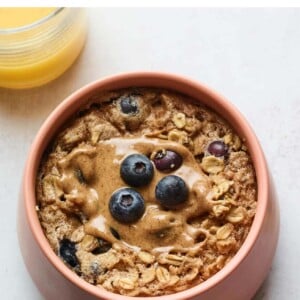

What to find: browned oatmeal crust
left=36, top=88, right=257, bottom=296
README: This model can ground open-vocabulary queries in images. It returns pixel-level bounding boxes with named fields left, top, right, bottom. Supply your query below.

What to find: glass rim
left=0, top=7, right=65, bottom=34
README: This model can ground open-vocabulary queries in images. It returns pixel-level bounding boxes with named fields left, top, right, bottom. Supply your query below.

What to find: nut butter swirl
left=57, top=137, right=213, bottom=253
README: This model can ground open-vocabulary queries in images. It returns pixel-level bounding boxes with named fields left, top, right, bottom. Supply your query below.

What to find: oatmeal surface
left=36, top=88, right=257, bottom=296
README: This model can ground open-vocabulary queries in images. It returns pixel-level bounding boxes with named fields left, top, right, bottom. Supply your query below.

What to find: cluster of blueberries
left=108, top=138, right=229, bottom=225
left=109, top=150, right=186, bottom=224
left=58, top=149, right=187, bottom=267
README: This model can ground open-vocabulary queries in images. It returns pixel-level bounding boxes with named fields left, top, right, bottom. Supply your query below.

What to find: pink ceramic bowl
left=18, top=72, right=279, bottom=300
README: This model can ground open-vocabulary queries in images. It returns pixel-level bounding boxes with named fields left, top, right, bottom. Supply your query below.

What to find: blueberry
left=155, top=175, right=188, bottom=209
left=109, top=188, right=145, bottom=223
left=207, top=140, right=228, bottom=157
left=59, top=239, right=79, bottom=267
left=120, top=95, right=139, bottom=114
left=120, top=154, right=154, bottom=187
left=153, top=150, right=182, bottom=172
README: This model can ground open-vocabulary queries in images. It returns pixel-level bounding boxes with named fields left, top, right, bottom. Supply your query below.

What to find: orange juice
left=0, top=8, right=56, bottom=29
left=0, top=8, right=87, bottom=89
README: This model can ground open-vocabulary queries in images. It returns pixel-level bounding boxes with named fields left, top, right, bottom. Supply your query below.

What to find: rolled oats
left=168, top=129, right=189, bottom=144
left=223, top=133, right=232, bottom=145
left=232, top=134, right=242, bottom=151
left=216, top=237, right=237, bottom=254
left=138, top=251, right=155, bottom=264
left=209, top=225, right=219, bottom=235
left=42, top=175, right=61, bottom=201
left=90, top=123, right=119, bottom=144
left=141, top=267, right=156, bottom=284
left=167, top=275, right=180, bottom=286
left=101, top=279, right=113, bottom=291
left=156, top=266, right=171, bottom=284
left=212, top=180, right=233, bottom=199
left=224, top=195, right=238, bottom=206
left=226, top=206, right=246, bottom=224
left=70, top=226, right=85, bottom=243
left=216, top=223, right=234, bottom=240
left=81, top=235, right=99, bottom=252
left=201, top=155, right=224, bottom=174
left=183, top=267, right=199, bottom=282
left=184, top=117, right=201, bottom=133
left=169, top=265, right=180, bottom=275
left=118, top=277, right=136, bottom=290
left=216, top=255, right=226, bottom=269
left=158, top=253, right=184, bottom=266
left=172, top=112, right=186, bottom=128
left=59, top=121, right=88, bottom=150
left=224, top=133, right=241, bottom=151
left=212, top=204, right=230, bottom=218
left=98, top=251, right=120, bottom=269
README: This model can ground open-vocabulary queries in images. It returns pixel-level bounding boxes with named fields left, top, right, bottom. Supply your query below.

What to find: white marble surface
left=0, top=8, right=299, bottom=299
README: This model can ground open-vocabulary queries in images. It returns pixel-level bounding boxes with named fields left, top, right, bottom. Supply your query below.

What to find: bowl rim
left=22, top=71, right=269, bottom=300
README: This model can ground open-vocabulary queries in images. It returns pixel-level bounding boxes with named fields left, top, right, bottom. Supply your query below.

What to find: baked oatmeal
left=36, top=88, right=257, bottom=296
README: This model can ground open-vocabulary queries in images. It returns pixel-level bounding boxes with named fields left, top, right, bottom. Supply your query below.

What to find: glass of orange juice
left=0, top=7, right=87, bottom=89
